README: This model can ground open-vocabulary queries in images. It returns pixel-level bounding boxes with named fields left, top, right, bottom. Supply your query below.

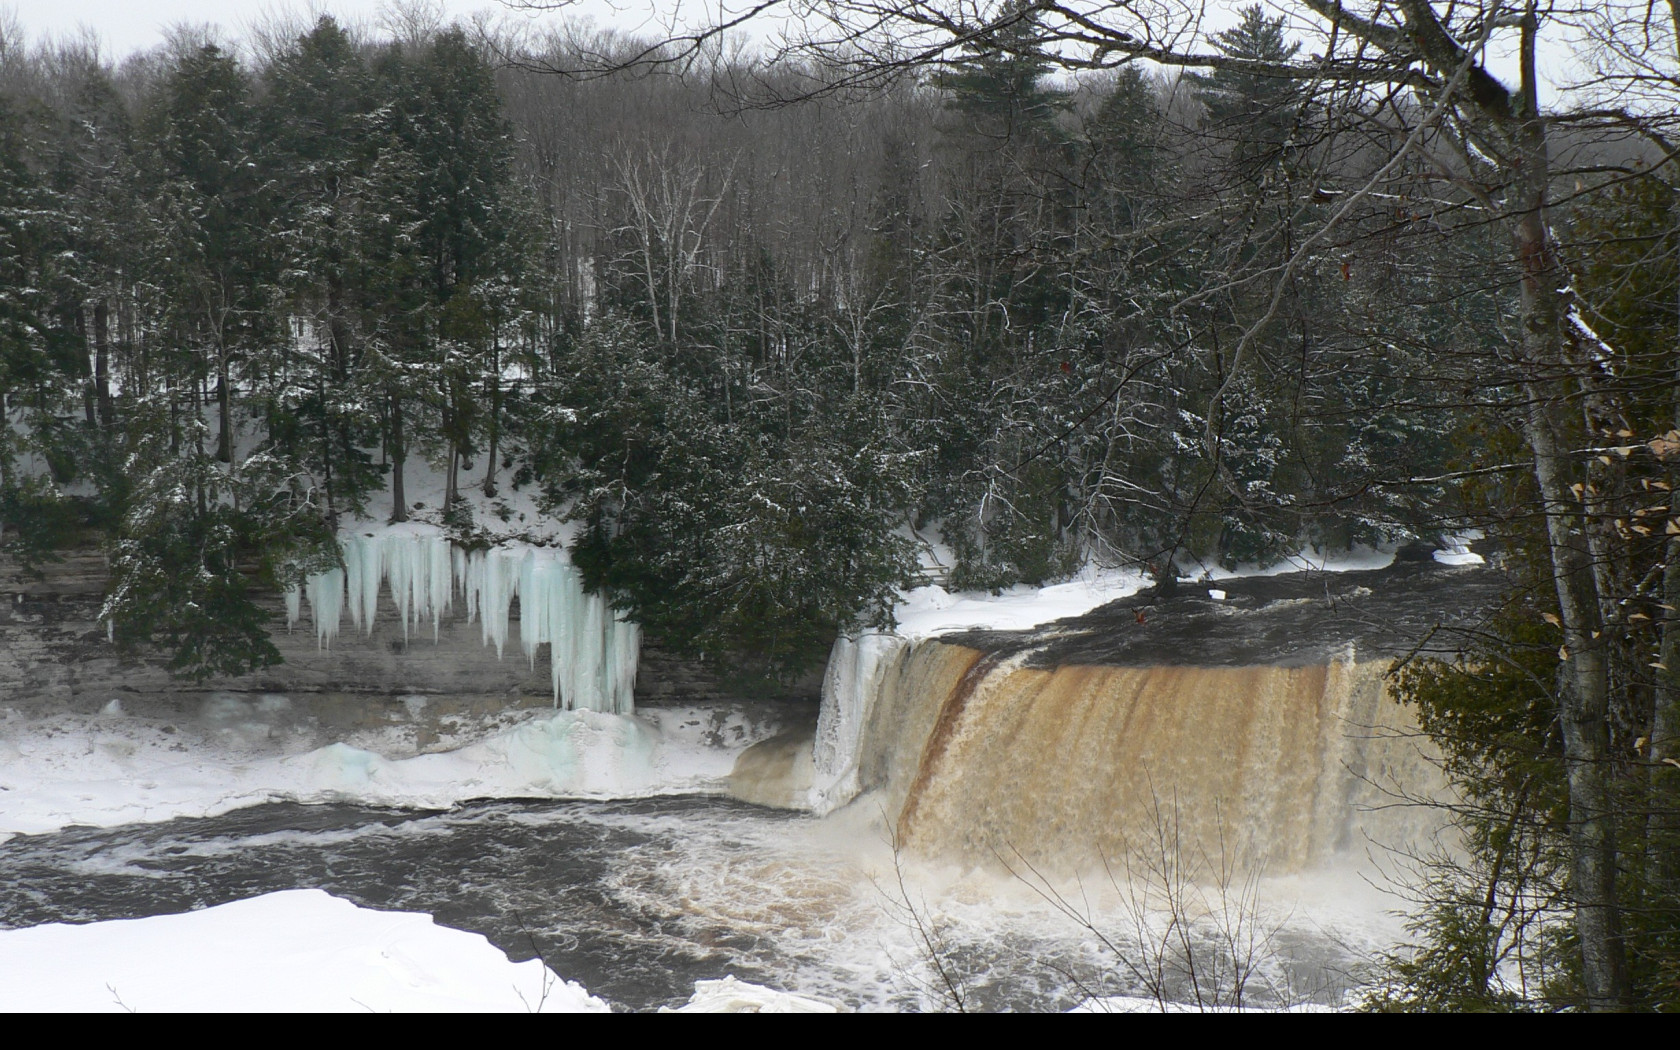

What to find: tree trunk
left=1511, top=155, right=1630, bottom=1010
left=76, top=307, right=96, bottom=426
left=320, top=372, right=337, bottom=526
left=390, top=394, right=408, bottom=524
left=216, top=348, right=232, bottom=464
left=444, top=434, right=458, bottom=513
left=93, top=299, right=113, bottom=429
left=1651, top=399, right=1680, bottom=887
left=482, top=356, right=502, bottom=498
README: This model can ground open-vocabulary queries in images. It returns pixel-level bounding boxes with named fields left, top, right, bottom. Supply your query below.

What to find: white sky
left=9, top=0, right=648, bottom=58
left=8, top=0, right=1563, bottom=99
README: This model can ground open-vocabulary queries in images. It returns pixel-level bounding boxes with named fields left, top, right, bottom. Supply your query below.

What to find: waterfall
left=284, top=528, right=639, bottom=714
left=798, top=635, right=1448, bottom=873
left=809, top=632, right=910, bottom=815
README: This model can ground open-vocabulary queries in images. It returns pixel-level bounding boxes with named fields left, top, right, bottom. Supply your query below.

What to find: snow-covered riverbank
left=0, top=700, right=788, bottom=842
left=0, top=889, right=607, bottom=1012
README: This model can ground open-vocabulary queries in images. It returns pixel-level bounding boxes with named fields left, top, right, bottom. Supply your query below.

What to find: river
left=0, top=793, right=1398, bottom=1011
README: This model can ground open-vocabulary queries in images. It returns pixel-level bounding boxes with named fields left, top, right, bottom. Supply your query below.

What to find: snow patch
left=661, top=975, right=840, bottom=1013
left=0, top=889, right=608, bottom=1012
left=891, top=564, right=1152, bottom=639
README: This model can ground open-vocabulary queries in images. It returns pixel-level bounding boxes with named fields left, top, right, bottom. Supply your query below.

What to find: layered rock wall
left=0, top=551, right=815, bottom=711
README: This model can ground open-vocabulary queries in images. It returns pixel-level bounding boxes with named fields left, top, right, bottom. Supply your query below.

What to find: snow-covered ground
left=889, top=541, right=1465, bottom=640
left=0, top=887, right=852, bottom=1013
left=0, top=888, right=607, bottom=1012
left=0, top=701, right=777, bottom=843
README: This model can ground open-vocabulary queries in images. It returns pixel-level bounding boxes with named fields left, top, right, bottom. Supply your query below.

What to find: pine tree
left=259, top=16, right=386, bottom=523
left=1186, top=5, right=1305, bottom=186
left=143, top=42, right=274, bottom=465
left=932, top=0, right=1070, bottom=147
left=0, top=85, right=89, bottom=564
left=370, top=29, right=518, bottom=519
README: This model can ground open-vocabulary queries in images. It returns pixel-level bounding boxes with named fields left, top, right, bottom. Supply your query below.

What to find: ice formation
left=661, top=976, right=841, bottom=1013
left=286, top=527, right=638, bottom=713
left=809, top=631, right=908, bottom=815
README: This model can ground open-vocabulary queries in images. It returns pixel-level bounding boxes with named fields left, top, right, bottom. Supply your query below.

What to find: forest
left=1, top=0, right=1678, bottom=1010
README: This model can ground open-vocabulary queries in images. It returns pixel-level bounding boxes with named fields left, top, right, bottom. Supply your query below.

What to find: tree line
left=0, top=8, right=1475, bottom=674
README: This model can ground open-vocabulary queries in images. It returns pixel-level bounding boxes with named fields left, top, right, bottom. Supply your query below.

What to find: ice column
left=304, top=567, right=346, bottom=650
left=809, top=631, right=908, bottom=814
left=298, top=529, right=637, bottom=711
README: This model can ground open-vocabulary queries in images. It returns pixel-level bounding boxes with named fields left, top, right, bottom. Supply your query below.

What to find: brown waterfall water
left=854, top=641, right=1446, bottom=874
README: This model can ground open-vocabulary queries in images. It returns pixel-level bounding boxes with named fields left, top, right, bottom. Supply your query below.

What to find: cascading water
left=286, top=528, right=639, bottom=714
left=808, top=632, right=909, bottom=815
left=799, top=633, right=1449, bottom=873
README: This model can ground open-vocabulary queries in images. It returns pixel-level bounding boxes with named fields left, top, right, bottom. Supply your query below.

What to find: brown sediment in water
left=897, top=649, right=1003, bottom=839
left=861, top=642, right=1443, bottom=873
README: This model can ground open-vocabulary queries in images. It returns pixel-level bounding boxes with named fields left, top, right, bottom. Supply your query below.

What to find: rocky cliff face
left=0, top=550, right=818, bottom=715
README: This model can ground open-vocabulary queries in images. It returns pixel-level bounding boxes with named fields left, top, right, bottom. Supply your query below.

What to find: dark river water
left=0, top=795, right=1386, bottom=1011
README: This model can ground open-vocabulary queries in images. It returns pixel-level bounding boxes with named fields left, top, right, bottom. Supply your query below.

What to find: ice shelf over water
left=286, top=526, right=638, bottom=713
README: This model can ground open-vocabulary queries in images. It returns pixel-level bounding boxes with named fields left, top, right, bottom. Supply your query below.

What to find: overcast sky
left=9, top=0, right=662, bottom=58
left=9, top=0, right=1556, bottom=97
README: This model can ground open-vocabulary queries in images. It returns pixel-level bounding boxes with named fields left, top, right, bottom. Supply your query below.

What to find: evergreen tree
left=0, top=91, right=81, bottom=565
left=103, top=422, right=335, bottom=680
left=259, top=16, right=386, bottom=523
left=932, top=0, right=1070, bottom=146
left=1186, top=5, right=1305, bottom=186
left=372, top=29, right=519, bottom=519
left=143, top=42, right=274, bottom=464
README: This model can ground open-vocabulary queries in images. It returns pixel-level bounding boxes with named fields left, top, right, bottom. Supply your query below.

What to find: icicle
left=452, top=545, right=469, bottom=617
left=479, top=547, right=516, bottom=659
left=609, top=616, right=641, bottom=716
left=357, top=535, right=381, bottom=636
left=580, top=579, right=606, bottom=709
left=305, top=567, right=345, bottom=650
left=386, top=534, right=412, bottom=642
left=547, top=561, right=578, bottom=708
left=460, top=548, right=484, bottom=628
left=519, top=549, right=543, bottom=668
left=285, top=584, right=302, bottom=633
left=290, top=527, right=638, bottom=712
left=342, top=540, right=365, bottom=633
left=429, top=536, right=452, bottom=641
